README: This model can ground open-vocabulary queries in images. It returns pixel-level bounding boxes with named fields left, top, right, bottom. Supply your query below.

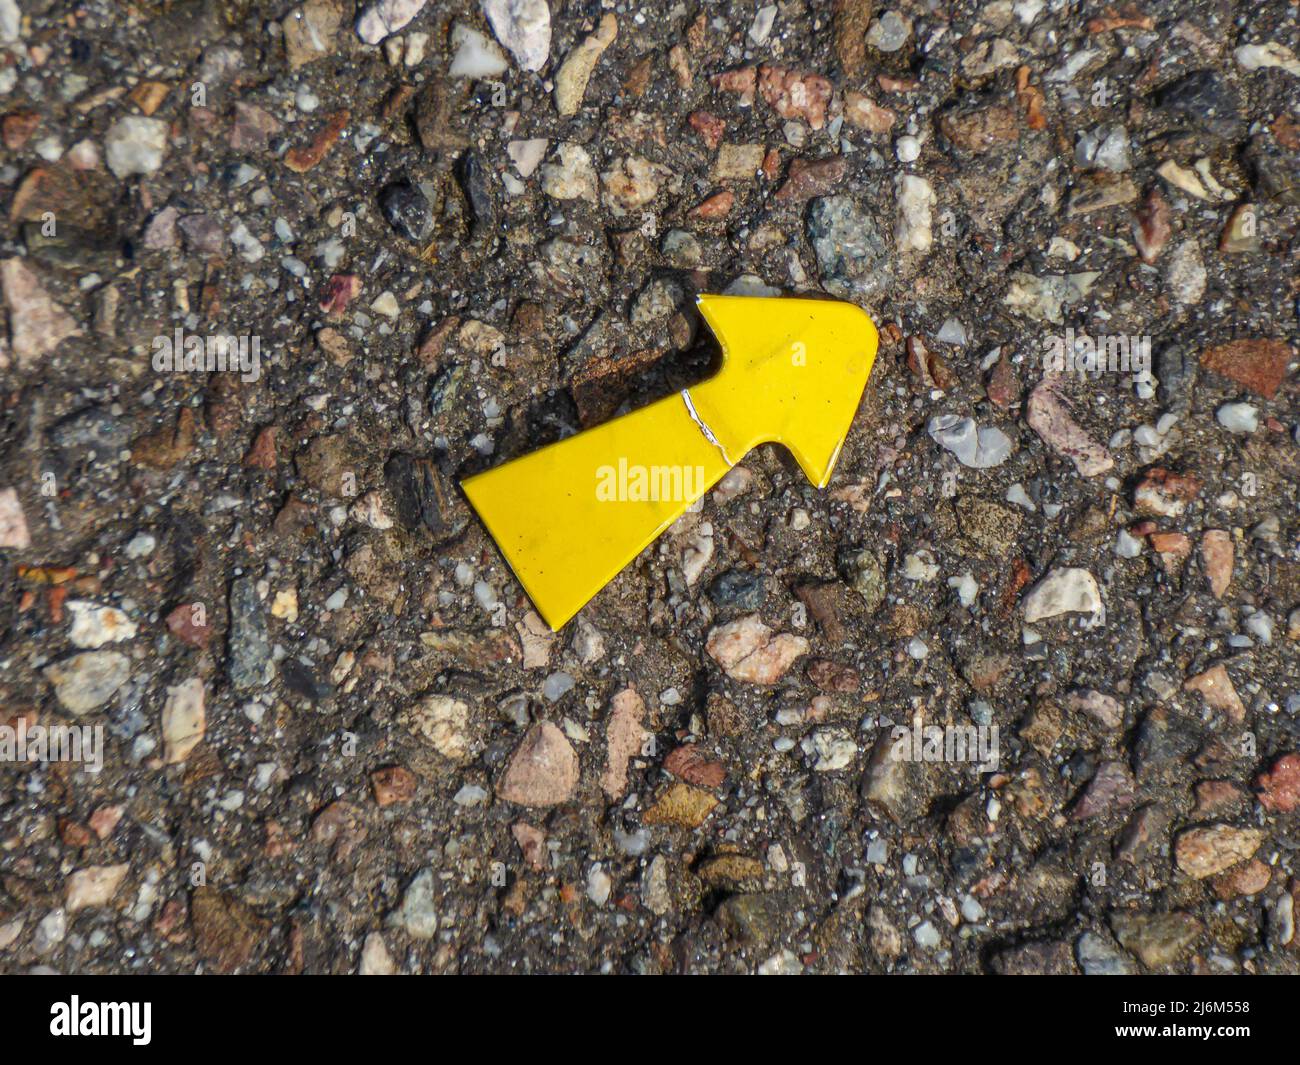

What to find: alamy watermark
left=1043, top=326, right=1151, bottom=375
left=0, top=719, right=103, bottom=773
left=50, top=997, right=151, bottom=1045
left=595, top=458, right=705, bottom=502
left=152, top=327, right=262, bottom=383
left=890, top=708, right=999, bottom=771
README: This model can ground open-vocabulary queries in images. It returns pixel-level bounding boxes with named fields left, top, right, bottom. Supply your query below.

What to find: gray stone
left=807, top=195, right=892, bottom=300
left=1077, top=931, right=1137, bottom=975
left=1246, top=136, right=1300, bottom=207
left=228, top=576, right=272, bottom=690
left=715, top=892, right=785, bottom=947
left=708, top=570, right=765, bottom=612
left=1154, top=70, right=1245, bottom=142
left=928, top=415, right=1012, bottom=468
left=866, top=11, right=912, bottom=52
left=1111, top=911, right=1201, bottom=969
left=389, top=867, right=438, bottom=939
left=178, top=214, right=224, bottom=256
left=380, top=180, right=433, bottom=243
left=1075, top=124, right=1131, bottom=171
left=661, top=229, right=702, bottom=268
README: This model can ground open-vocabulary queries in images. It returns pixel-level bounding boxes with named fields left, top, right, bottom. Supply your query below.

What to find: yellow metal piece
left=461, top=295, right=879, bottom=630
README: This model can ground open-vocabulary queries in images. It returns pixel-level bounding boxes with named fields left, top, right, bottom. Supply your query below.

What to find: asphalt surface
left=0, top=0, right=1297, bottom=974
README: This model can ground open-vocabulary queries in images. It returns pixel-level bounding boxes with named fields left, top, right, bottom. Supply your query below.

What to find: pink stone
left=1184, top=663, right=1245, bottom=723
left=0, top=487, right=30, bottom=549
left=706, top=614, right=809, bottom=685
left=1026, top=378, right=1112, bottom=476
left=1255, top=753, right=1300, bottom=813
left=1201, top=529, right=1233, bottom=598
left=497, top=721, right=579, bottom=807
left=600, top=687, right=647, bottom=798
left=1, top=257, right=81, bottom=367
left=757, top=65, right=832, bottom=130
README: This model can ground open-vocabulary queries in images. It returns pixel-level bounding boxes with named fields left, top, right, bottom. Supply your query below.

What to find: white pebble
left=125, top=532, right=156, bottom=558
left=449, top=23, right=508, bottom=78
left=748, top=4, right=777, bottom=44
left=947, top=572, right=978, bottom=607
left=903, top=549, right=939, bottom=581
left=1216, top=402, right=1258, bottom=434
left=1244, top=610, right=1273, bottom=644
left=913, top=920, right=940, bottom=949
left=586, top=864, right=612, bottom=905
left=895, top=135, right=921, bottom=162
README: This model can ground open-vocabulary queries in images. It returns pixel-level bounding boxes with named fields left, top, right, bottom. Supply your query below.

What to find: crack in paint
left=680, top=388, right=735, bottom=467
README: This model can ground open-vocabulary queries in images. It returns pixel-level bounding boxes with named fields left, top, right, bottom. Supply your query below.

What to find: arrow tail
left=462, top=392, right=732, bottom=630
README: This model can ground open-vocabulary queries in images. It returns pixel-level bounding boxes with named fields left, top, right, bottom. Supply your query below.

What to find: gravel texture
left=0, top=0, right=1298, bottom=975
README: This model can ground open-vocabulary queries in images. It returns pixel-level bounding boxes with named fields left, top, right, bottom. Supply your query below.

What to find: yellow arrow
left=461, top=294, right=879, bottom=630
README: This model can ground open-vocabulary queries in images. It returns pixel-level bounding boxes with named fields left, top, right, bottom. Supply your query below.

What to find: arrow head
left=690, top=295, right=879, bottom=487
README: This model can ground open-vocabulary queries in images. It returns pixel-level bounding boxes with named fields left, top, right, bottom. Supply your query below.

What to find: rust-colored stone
left=284, top=110, right=349, bottom=173
left=131, top=408, right=196, bottom=469
left=242, top=425, right=278, bottom=470
left=3, top=111, right=39, bottom=150
left=774, top=156, right=846, bottom=202
left=688, top=188, right=734, bottom=219
left=1255, top=753, right=1300, bottom=813
left=1201, top=339, right=1293, bottom=400
left=688, top=110, right=725, bottom=150
left=371, top=766, right=417, bottom=806
left=663, top=744, right=727, bottom=789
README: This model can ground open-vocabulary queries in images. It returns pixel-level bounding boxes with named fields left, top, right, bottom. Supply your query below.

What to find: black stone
left=384, top=453, right=460, bottom=538
left=708, top=570, right=766, bottom=611
left=1246, top=136, right=1300, bottom=207
left=380, top=180, right=432, bottom=243
left=458, top=150, right=497, bottom=240
left=281, top=658, right=333, bottom=703
left=1153, top=71, right=1245, bottom=141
